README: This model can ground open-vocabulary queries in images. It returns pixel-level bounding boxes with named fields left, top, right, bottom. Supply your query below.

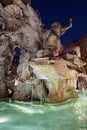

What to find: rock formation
left=0, top=0, right=30, bottom=6
left=62, top=34, right=87, bottom=73
left=0, top=0, right=85, bottom=103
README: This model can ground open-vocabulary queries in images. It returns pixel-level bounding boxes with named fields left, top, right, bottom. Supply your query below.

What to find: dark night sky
left=31, top=0, right=87, bottom=46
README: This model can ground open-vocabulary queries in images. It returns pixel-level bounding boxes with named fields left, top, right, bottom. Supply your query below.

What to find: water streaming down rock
left=77, top=75, right=87, bottom=90
left=12, top=80, right=32, bottom=101
left=12, top=78, right=48, bottom=103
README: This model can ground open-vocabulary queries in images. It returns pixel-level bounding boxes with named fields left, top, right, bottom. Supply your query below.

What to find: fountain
left=0, top=0, right=79, bottom=103
left=0, top=0, right=87, bottom=130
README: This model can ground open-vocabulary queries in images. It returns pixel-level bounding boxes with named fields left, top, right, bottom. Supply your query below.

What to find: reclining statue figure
left=36, top=19, right=72, bottom=58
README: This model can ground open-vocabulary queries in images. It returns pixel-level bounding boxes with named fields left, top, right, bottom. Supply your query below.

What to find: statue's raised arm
left=64, top=18, right=72, bottom=31
left=61, top=18, right=72, bottom=35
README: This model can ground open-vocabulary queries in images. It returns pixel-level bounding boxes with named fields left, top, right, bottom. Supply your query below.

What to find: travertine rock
left=0, top=80, right=7, bottom=98
left=29, top=62, right=78, bottom=103
left=64, top=34, right=87, bottom=73
left=62, top=46, right=81, bottom=59
left=47, top=86, right=78, bottom=103
left=77, top=74, right=87, bottom=90
left=65, top=34, right=87, bottom=62
left=53, top=57, right=79, bottom=88
left=12, top=78, right=47, bottom=102
left=0, top=0, right=30, bottom=6
left=0, top=58, right=5, bottom=80
left=1, top=4, right=23, bottom=19
left=0, top=0, right=42, bottom=80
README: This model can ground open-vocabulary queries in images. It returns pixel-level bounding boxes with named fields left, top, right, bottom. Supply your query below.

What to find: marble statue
left=36, top=19, right=72, bottom=58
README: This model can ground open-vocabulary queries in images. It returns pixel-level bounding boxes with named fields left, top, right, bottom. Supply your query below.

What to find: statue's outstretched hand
left=69, top=18, right=72, bottom=28
left=69, top=18, right=73, bottom=23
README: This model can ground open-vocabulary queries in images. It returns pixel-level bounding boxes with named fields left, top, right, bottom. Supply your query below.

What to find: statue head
left=51, top=22, right=61, bottom=29
left=51, top=22, right=62, bottom=36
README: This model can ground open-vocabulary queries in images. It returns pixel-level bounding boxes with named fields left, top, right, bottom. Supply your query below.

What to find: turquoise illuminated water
left=0, top=95, right=87, bottom=130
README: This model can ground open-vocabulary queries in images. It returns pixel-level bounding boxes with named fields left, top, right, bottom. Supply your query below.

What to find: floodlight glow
left=0, top=117, right=10, bottom=123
